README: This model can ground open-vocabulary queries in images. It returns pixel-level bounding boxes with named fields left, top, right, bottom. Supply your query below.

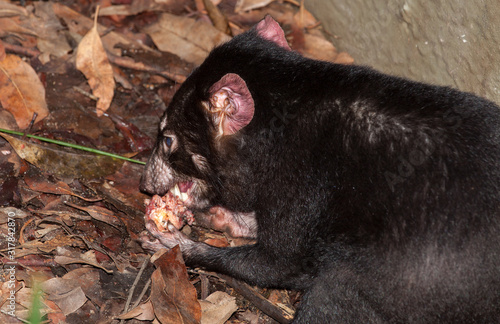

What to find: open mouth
left=169, top=181, right=194, bottom=203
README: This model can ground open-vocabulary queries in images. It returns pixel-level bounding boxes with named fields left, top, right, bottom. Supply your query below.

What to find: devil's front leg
left=142, top=218, right=314, bottom=289
left=195, top=207, right=257, bottom=239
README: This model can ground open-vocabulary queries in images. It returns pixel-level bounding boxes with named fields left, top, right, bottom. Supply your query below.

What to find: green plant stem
left=0, top=128, right=146, bottom=165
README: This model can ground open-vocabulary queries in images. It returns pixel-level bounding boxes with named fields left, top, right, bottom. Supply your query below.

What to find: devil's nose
left=139, top=176, right=168, bottom=196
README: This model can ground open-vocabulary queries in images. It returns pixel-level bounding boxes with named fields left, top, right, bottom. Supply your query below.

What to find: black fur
left=140, top=19, right=500, bottom=323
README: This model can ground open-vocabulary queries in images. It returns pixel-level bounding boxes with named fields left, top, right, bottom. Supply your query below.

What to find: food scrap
left=145, top=192, right=194, bottom=231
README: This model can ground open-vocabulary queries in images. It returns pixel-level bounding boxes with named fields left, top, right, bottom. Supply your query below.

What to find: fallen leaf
left=302, top=33, right=338, bottom=62
left=44, top=300, right=67, bottom=324
left=334, top=52, right=355, bottom=65
left=54, top=255, right=113, bottom=274
left=24, top=173, right=100, bottom=201
left=106, top=112, right=154, bottom=152
left=41, top=277, right=88, bottom=315
left=0, top=41, right=5, bottom=61
left=142, top=13, right=231, bottom=65
left=0, top=54, right=49, bottom=129
left=35, top=224, right=61, bottom=238
left=234, top=0, right=275, bottom=13
left=150, top=247, right=202, bottom=324
left=203, top=0, right=231, bottom=34
left=0, top=109, right=18, bottom=129
left=200, top=291, right=238, bottom=324
left=0, top=207, right=29, bottom=223
left=0, top=133, right=124, bottom=180
left=0, top=173, right=18, bottom=206
left=52, top=3, right=156, bottom=56
left=99, top=0, right=161, bottom=17
left=118, top=301, right=156, bottom=321
left=76, top=7, right=115, bottom=116
left=31, top=2, right=72, bottom=64
left=0, top=17, right=39, bottom=41
left=293, top=7, right=318, bottom=29
left=65, top=202, right=122, bottom=229
left=63, top=268, right=105, bottom=307
left=203, top=236, right=229, bottom=248
left=0, top=284, right=54, bottom=322
left=0, top=1, right=29, bottom=18
left=36, top=232, right=76, bottom=254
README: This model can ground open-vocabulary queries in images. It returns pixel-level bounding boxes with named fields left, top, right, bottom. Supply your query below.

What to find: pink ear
left=207, top=73, right=255, bottom=136
left=254, top=15, right=291, bottom=50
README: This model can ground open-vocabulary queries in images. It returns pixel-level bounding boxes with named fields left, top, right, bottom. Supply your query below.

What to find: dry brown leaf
left=334, top=52, right=355, bottom=65
left=150, top=247, right=202, bottom=324
left=0, top=40, right=5, bottom=61
left=41, top=277, right=88, bottom=315
left=0, top=17, right=38, bottom=38
left=235, top=0, right=275, bottom=13
left=99, top=0, right=157, bottom=17
left=31, top=2, right=72, bottom=64
left=302, top=33, right=338, bottom=62
left=65, top=202, right=122, bottom=229
left=24, top=172, right=101, bottom=202
left=203, top=0, right=231, bottom=34
left=0, top=1, right=29, bottom=18
left=76, top=8, right=115, bottom=116
left=63, top=268, right=105, bottom=307
left=0, top=54, right=48, bottom=129
left=37, top=232, right=76, bottom=253
left=293, top=7, right=317, bottom=29
left=44, top=300, right=67, bottom=323
left=35, top=224, right=61, bottom=238
left=52, top=2, right=155, bottom=56
left=0, top=285, right=53, bottom=321
left=118, top=301, right=156, bottom=321
left=0, top=207, right=29, bottom=222
left=142, top=13, right=231, bottom=65
left=0, top=133, right=124, bottom=180
left=9, top=239, right=45, bottom=258
left=24, top=175, right=74, bottom=195
left=200, top=291, right=238, bottom=324
left=54, top=255, right=113, bottom=274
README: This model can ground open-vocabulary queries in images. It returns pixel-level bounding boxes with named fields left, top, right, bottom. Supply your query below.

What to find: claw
left=145, top=217, right=195, bottom=251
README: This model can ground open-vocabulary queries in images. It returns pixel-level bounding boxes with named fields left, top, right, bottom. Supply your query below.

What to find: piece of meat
left=144, top=192, right=194, bottom=231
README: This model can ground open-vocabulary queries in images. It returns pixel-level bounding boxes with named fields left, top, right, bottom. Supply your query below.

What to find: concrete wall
left=306, top=0, right=500, bottom=104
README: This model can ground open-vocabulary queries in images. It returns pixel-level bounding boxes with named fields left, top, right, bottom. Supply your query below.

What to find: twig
left=3, top=42, right=40, bottom=57
left=120, top=256, right=151, bottom=323
left=108, top=53, right=187, bottom=84
left=23, top=113, right=38, bottom=140
left=18, top=217, right=35, bottom=245
left=202, top=0, right=231, bottom=35
left=218, top=274, right=293, bottom=324
left=0, top=256, right=42, bottom=272
left=124, top=256, right=150, bottom=312
left=73, top=86, right=98, bottom=101
left=131, top=278, right=151, bottom=309
left=200, top=272, right=210, bottom=299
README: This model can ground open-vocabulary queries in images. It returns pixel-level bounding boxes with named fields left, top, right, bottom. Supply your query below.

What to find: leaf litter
left=0, top=0, right=353, bottom=323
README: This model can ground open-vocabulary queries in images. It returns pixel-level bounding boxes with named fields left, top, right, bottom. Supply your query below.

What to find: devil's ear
left=254, top=15, right=291, bottom=50
left=205, top=73, right=255, bottom=136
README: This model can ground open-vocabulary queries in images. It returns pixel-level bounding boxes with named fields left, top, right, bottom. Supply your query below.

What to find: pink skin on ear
left=208, top=73, right=255, bottom=136
left=254, top=15, right=291, bottom=50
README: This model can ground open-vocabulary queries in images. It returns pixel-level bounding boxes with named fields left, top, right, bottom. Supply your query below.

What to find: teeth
left=170, top=184, right=181, bottom=198
left=170, top=184, right=188, bottom=202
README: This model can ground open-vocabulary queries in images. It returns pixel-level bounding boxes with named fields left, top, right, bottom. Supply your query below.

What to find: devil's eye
left=161, top=131, right=177, bottom=152
left=165, top=136, right=174, bottom=148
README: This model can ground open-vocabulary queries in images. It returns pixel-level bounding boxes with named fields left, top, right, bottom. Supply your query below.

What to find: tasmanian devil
left=140, top=15, right=500, bottom=323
